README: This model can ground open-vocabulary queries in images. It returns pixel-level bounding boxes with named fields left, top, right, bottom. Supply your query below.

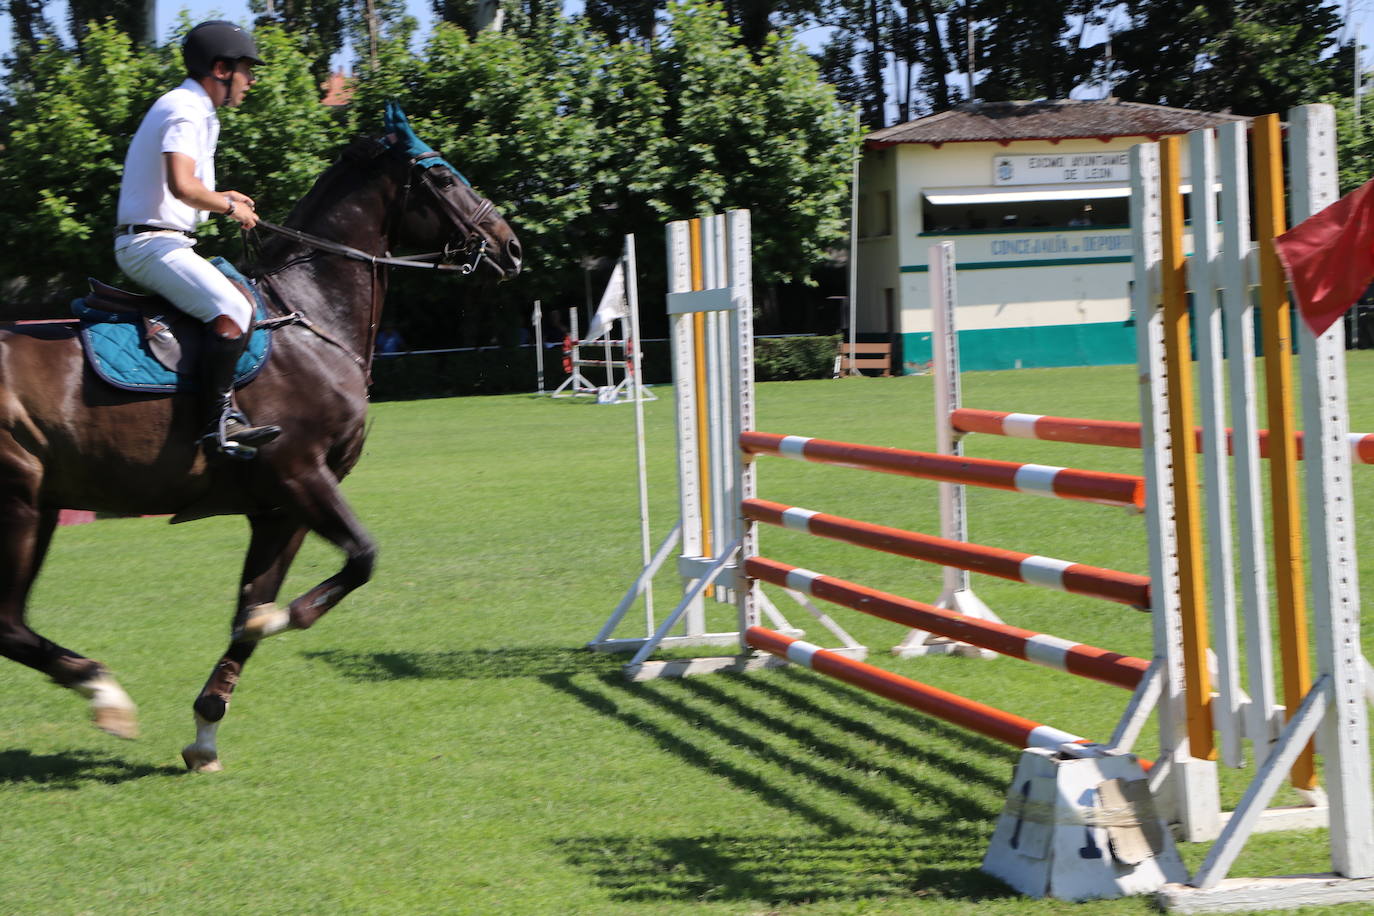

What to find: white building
left=855, top=100, right=1248, bottom=372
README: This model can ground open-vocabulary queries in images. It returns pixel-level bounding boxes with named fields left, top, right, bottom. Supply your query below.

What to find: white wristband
left=225, top=196, right=236, bottom=216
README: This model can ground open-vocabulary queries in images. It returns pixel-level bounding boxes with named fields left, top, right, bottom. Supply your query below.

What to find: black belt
left=115, top=224, right=196, bottom=238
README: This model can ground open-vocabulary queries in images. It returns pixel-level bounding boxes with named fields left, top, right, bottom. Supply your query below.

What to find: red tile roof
left=321, top=69, right=353, bottom=107
left=866, top=99, right=1250, bottom=147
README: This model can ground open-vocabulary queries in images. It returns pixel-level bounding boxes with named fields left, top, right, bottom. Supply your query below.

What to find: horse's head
left=378, top=102, right=522, bottom=279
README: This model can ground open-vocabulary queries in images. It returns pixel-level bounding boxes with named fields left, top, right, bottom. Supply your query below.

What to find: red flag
left=1274, top=177, right=1374, bottom=337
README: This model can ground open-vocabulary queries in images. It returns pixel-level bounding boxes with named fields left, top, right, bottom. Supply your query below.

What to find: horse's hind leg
left=183, top=512, right=307, bottom=772
left=0, top=497, right=138, bottom=738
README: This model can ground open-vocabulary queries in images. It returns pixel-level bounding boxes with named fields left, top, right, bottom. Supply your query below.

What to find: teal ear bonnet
left=383, top=101, right=472, bottom=187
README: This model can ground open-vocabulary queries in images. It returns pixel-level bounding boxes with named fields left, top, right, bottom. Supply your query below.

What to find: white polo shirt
left=116, top=79, right=219, bottom=232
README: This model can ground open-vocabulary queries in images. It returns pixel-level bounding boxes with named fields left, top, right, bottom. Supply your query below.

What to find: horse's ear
left=378, top=101, right=475, bottom=188
left=384, top=101, right=408, bottom=136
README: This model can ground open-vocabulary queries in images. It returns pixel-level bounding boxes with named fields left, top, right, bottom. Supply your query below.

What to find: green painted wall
left=901, top=320, right=1136, bottom=373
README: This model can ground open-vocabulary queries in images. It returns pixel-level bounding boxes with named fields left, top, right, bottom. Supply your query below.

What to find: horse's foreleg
left=183, top=513, right=307, bottom=772
left=0, top=494, right=138, bottom=739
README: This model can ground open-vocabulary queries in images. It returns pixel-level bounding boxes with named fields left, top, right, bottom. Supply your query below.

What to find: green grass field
left=2, top=355, right=1372, bottom=915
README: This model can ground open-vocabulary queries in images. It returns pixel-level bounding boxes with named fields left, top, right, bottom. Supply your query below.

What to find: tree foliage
left=970, top=0, right=1101, bottom=104
left=777, top=0, right=1354, bottom=128
left=0, top=24, right=176, bottom=293
left=248, top=0, right=348, bottom=86
left=1330, top=91, right=1374, bottom=195
left=0, top=3, right=857, bottom=341
left=0, top=21, right=348, bottom=299
left=1111, top=0, right=1351, bottom=115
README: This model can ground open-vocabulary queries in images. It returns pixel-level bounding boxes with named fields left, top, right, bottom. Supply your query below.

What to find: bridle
left=252, top=144, right=496, bottom=277
left=247, top=138, right=503, bottom=378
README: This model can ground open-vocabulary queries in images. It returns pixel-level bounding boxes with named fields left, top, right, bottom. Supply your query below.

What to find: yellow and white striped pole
left=1159, top=136, right=1215, bottom=762
left=1253, top=113, right=1316, bottom=791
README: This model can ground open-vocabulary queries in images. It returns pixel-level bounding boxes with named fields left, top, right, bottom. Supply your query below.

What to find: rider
left=113, top=20, right=280, bottom=460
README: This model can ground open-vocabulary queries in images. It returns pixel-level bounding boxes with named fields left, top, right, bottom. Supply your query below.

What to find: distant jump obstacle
left=589, top=104, right=1372, bottom=910
left=538, top=250, right=656, bottom=405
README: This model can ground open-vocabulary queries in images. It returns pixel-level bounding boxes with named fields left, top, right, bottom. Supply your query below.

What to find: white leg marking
left=74, top=673, right=139, bottom=739
left=240, top=602, right=293, bottom=640
left=182, top=714, right=223, bottom=772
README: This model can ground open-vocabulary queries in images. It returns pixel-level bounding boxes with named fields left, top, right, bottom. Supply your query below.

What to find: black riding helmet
left=183, top=21, right=263, bottom=104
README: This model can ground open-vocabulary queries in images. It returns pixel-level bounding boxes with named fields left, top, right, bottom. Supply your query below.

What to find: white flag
left=582, top=262, right=628, bottom=343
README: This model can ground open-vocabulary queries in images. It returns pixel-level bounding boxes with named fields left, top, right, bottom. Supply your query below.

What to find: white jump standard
left=588, top=118, right=1374, bottom=907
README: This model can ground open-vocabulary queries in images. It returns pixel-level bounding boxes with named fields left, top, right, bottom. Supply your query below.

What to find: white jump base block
left=1158, top=874, right=1374, bottom=913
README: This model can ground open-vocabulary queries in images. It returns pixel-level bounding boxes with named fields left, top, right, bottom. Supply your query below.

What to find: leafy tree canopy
left=0, top=2, right=858, bottom=340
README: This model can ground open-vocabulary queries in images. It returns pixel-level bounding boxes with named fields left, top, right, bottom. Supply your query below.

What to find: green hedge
left=368, top=335, right=841, bottom=401
left=754, top=335, right=842, bottom=381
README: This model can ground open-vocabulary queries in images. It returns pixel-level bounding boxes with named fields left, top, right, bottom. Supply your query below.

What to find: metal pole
left=847, top=141, right=860, bottom=376
left=625, top=235, right=654, bottom=629
left=532, top=300, right=544, bottom=394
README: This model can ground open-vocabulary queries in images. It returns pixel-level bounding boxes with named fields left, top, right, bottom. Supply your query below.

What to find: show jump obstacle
left=541, top=240, right=656, bottom=405
left=588, top=104, right=1373, bottom=910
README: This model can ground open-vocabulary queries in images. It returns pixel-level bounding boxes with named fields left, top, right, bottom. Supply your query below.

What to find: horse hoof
left=94, top=705, right=139, bottom=740
left=238, top=603, right=293, bottom=641
left=181, top=745, right=223, bottom=773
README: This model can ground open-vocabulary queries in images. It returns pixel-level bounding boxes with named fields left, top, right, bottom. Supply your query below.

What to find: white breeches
left=114, top=232, right=253, bottom=334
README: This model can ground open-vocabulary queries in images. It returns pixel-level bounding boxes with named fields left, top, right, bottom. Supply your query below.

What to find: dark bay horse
left=0, top=108, right=521, bottom=771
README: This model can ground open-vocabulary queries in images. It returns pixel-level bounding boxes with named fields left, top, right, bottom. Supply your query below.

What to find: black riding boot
left=199, top=329, right=280, bottom=461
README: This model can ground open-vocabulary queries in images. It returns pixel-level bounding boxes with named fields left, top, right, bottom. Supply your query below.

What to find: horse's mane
left=248, top=138, right=394, bottom=273
left=280, top=138, right=391, bottom=230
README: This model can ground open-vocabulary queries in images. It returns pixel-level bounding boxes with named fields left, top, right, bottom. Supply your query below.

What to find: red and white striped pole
left=742, top=498, right=1152, bottom=609
left=952, top=407, right=1374, bottom=466
left=745, top=626, right=1113, bottom=755
left=741, top=430, right=1143, bottom=509
left=746, top=556, right=1150, bottom=689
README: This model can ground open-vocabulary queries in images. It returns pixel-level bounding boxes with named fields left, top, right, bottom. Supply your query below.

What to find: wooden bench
left=833, top=341, right=893, bottom=377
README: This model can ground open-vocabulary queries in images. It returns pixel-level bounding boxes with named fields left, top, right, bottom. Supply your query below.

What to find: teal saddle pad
left=74, top=257, right=273, bottom=394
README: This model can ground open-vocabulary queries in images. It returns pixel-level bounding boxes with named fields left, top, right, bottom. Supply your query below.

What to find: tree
left=1329, top=90, right=1374, bottom=195
left=214, top=22, right=352, bottom=231
left=0, top=21, right=346, bottom=305
left=808, top=0, right=964, bottom=128
left=346, top=0, right=854, bottom=328
left=249, top=0, right=347, bottom=87
left=67, top=0, right=151, bottom=48
left=1111, top=0, right=1351, bottom=115
left=971, top=0, right=1099, bottom=103
left=3, top=0, right=53, bottom=59
left=655, top=0, right=857, bottom=290
left=582, top=0, right=663, bottom=44
left=0, top=23, right=174, bottom=298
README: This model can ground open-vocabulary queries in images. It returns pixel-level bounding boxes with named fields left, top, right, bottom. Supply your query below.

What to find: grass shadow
left=672, top=673, right=1003, bottom=819
left=302, top=646, right=624, bottom=681
left=0, top=749, right=183, bottom=789
left=775, top=665, right=1023, bottom=765
left=544, top=671, right=854, bottom=833
left=552, top=830, right=1015, bottom=905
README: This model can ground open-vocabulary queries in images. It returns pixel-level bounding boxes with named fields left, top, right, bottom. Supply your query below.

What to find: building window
left=859, top=190, right=892, bottom=238
left=920, top=196, right=1129, bottom=234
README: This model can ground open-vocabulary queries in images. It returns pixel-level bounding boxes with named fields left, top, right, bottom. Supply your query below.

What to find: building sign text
left=993, top=152, right=1131, bottom=186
